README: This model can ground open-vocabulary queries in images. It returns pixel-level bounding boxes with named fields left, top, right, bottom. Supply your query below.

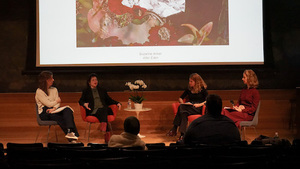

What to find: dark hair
left=87, top=73, right=99, bottom=88
left=124, top=116, right=140, bottom=135
left=38, top=71, right=53, bottom=95
left=206, top=94, right=223, bottom=116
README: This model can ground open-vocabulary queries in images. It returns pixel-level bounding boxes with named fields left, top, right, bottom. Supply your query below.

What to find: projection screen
left=36, top=0, right=264, bottom=67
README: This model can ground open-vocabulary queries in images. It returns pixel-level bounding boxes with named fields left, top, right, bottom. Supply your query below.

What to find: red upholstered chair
left=80, top=104, right=118, bottom=141
left=172, top=102, right=206, bottom=124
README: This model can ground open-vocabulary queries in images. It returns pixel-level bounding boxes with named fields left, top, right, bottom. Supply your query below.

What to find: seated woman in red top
left=223, top=69, right=260, bottom=128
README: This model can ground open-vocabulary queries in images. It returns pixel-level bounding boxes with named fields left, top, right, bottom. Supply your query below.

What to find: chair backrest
left=36, top=104, right=57, bottom=126
left=109, top=104, right=118, bottom=118
left=7, top=142, right=44, bottom=150
left=47, top=142, right=84, bottom=149
left=251, top=101, right=261, bottom=126
left=79, top=105, right=87, bottom=122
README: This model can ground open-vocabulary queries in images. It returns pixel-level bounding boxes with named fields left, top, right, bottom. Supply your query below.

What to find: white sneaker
left=65, top=132, right=78, bottom=140
left=69, top=140, right=77, bottom=143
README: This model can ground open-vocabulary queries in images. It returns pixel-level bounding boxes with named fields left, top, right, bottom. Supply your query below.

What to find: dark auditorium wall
left=0, top=0, right=299, bottom=93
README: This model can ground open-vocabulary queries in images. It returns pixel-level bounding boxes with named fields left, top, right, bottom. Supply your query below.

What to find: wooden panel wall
left=0, top=90, right=296, bottom=133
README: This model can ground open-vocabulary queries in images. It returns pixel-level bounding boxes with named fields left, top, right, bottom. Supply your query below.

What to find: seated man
left=108, top=116, right=147, bottom=150
left=184, top=94, right=241, bottom=145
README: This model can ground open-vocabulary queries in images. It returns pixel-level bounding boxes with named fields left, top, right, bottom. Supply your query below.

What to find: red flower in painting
left=107, top=0, right=132, bottom=15
left=107, top=0, right=146, bottom=19
left=103, top=36, right=123, bottom=47
left=148, top=26, right=161, bottom=46
left=148, top=24, right=178, bottom=46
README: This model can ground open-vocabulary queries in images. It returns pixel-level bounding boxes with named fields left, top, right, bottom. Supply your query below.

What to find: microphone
left=230, top=100, right=235, bottom=107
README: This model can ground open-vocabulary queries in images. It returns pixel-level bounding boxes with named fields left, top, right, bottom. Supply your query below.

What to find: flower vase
left=134, top=103, right=143, bottom=110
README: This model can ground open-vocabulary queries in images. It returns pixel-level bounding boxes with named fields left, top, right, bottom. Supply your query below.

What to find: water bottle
left=274, top=132, right=279, bottom=139
left=127, top=99, right=132, bottom=109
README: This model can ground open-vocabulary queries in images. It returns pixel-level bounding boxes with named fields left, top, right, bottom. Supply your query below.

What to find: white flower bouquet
left=125, top=80, right=147, bottom=103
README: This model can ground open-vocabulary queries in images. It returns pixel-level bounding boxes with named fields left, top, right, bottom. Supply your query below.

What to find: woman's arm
left=193, top=101, right=206, bottom=108
left=78, top=89, right=91, bottom=110
left=101, top=88, right=119, bottom=105
left=178, top=98, right=184, bottom=103
left=36, top=88, right=60, bottom=108
left=242, top=89, right=260, bottom=115
left=179, top=89, right=189, bottom=103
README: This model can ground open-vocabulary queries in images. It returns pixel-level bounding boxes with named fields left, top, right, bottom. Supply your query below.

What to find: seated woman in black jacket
left=79, top=73, right=121, bottom=142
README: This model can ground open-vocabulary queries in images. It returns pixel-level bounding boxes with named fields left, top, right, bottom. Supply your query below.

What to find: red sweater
left=237, top=88, right=260, bottom=116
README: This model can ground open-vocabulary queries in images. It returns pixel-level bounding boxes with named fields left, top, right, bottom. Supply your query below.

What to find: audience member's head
left=206, top=94, right=223, bottom=116
left=124, top=116, right=140, bottom=135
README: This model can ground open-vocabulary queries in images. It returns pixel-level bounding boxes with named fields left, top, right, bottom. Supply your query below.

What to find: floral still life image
left=125, top=80, right=147, bottom=104
left=76, top=0, right=229, bottom=47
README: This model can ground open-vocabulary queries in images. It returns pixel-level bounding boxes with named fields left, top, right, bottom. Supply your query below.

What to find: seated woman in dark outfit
left=79, top=73, right=121, bottom=142
left=167, top=73, right=208, bottom=141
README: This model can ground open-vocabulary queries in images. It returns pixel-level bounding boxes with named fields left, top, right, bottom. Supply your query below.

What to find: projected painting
left=76, top=0, right=229, bottom=47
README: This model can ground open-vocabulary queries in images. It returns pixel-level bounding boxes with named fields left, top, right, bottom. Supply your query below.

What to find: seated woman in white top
left=35, top=71, right=79, bottom=142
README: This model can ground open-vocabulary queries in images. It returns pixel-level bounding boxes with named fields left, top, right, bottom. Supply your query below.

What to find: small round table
left=124, top=107, right=152, bottom=138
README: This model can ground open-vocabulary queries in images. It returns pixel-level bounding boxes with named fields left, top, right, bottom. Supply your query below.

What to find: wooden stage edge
left=0, top=90, right=298, bottom=148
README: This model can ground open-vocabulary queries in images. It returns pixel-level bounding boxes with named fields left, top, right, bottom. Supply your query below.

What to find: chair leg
left=240, top=126, right=246, bottom=141
left=253, top=126, right=258, bottom=137
left=35, top=126, right=41, bottom=143
left=84, top=122, right=88, bottom=138
left=107, top=122, right=113, bottom=134
left=54, top=125, right=58, bottom=142
left=88, top=123, right=92, bottom=142
left=241, top=126, right=257, bottom=141
left=46, top=125, right=52, bottom=144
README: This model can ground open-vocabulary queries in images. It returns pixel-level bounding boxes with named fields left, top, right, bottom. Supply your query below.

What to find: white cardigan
left=35, top=87, right=60, bottom=114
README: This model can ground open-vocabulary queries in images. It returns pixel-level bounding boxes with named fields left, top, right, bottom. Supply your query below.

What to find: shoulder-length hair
left=38, top=71, right=53, bottom=95
left=188, top=73, right=207, bottom=93
left=244, top=69, right=259, bottom=88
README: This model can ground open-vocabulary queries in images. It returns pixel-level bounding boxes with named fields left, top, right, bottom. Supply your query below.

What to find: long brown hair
left=38, top=71, right=53, bottom=95
left=188, top=73, right=207, bottom=93
left=244, top=69, right=259, bottom=88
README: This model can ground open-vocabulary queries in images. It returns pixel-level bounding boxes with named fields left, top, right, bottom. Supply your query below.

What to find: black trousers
left=88, top=107, right=113, bottom=123
left=173, top=104, right=202, bottom=134
left=40, top=107, right=79, bottom=137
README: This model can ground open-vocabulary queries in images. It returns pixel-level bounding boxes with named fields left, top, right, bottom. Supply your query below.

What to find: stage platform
left=0, top=90, right=297, bottom=148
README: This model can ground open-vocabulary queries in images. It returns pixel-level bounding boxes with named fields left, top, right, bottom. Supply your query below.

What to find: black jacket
left=184, top=114, right=241, bottom=145
left=78, top=86, right=119, bottom=115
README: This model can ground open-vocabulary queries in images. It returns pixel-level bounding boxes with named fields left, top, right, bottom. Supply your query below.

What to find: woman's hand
left=193, top=101, right=206, bottom=108
left=84, top=103, right=91, bottom=110
left=178, top=98, right=184, bottom=104
left=46, top=107, right=56, bottom=114
left=233, top=105, right=245, bottom=112
left=193, top=103, right=203, bottom=108
left=117, top=103, right=122, bottom=110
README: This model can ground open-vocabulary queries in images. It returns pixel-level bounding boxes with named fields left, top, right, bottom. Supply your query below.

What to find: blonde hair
left=244, top=69, right=259, bottom=88
left=188, top=73, right=207, bottom=93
